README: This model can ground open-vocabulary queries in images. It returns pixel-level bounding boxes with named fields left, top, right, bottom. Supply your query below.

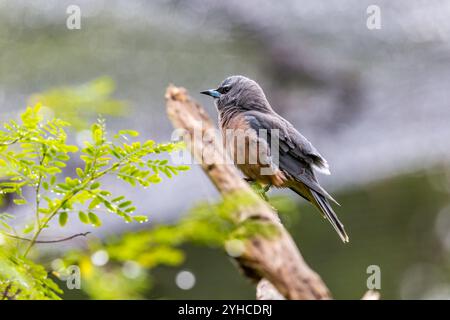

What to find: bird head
left=201, top=75, right=271, bottom=112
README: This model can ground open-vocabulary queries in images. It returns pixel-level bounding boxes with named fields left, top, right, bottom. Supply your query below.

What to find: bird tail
left=310, top=190, right=349, bottom=243
left=290, top=184, right=349, bottom=243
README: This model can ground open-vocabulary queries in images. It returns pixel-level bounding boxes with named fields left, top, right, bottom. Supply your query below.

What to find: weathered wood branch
left=165, top=85, right=331, bottom=300
left=4, top=232, right=91, bottom=243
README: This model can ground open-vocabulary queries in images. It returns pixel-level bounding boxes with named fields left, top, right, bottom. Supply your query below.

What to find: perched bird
left=201, top=75, right=349, bottom=242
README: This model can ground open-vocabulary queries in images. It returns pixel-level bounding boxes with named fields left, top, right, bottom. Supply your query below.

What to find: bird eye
left=219, top=85, right=231, bottom=94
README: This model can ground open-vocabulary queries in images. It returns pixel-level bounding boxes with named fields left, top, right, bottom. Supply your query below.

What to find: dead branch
left=256, top=279, right=286, bottom=300
left=362, top=290, right=381, bottom=300
left=165, top=85, right=331, bottom=300
left=4, top=232, right=91, bottom=243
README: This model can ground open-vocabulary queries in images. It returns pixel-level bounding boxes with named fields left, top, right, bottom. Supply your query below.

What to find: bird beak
left=200, top=89, right=221, bottom=98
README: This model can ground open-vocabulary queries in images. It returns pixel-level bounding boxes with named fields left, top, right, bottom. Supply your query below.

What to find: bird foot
left=245, top=179, right=271, bottom=201
left=263, top=184, right=272, bottom=193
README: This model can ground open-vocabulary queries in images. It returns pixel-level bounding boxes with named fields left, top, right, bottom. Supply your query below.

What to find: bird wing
left=244, top=111, right=338, bottom=205
left=245, top=111, right=329, bottom=171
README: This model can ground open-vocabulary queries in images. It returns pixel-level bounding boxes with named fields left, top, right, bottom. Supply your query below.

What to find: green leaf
left=125, top=206, right=136, bottom=213
left=58, top=182, right=72, bottom=190
left=132, top=215, right=148, bottom=223
left=23, top=224, right=34, bottom=234
left=112, top=196, right=125, bottom=203
left=104, top=201, right=115, bottom=212
left=88, top=197, right=101, bottom=210
left=92, top=124, right=103, bottom=145
left=13, top=198, right=27, bottom=205
left=88, top=212, right=101, bottom=227
left=53, top=161, right=66, bottom=168
left=118, top=130, right=139, bottom=137
left=90, top=182, right=100, bottom=190
left=59, top=212, right=68, bottom=227
left=118, top=201, right=132, bottom=208
left=76, top=168, right=84, bottom=178
left=56, top=154, right=70, bottom=161
left=47, top=167, right=62, bottom=175
left=78, top=211, right=89, bottom=224
left=0, top=220, right=12, bottom=231
left=65, top=145, right=79, bottom=153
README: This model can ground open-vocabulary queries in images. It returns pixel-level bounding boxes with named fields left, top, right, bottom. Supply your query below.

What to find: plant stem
left=6, top=232, right=90, bottom=243
left=0, top=138, right=19, bottom=147
left=34, top=146, right=47, bottom=229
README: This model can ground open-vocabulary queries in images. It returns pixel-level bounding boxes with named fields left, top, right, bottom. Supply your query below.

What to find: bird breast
left=220, top=114, right=287, bottom=187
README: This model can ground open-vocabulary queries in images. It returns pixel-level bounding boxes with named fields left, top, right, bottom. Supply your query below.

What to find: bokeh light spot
left=175, top=270, right=196, bottom=290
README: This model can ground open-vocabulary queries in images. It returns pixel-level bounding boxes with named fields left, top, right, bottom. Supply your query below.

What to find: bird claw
left=245, top=179, right=271, bottom=201
left=263, top=184, right=272, bottom=193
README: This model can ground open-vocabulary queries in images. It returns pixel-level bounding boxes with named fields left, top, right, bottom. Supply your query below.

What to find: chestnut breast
left=220, top=113, right=287, bottom=186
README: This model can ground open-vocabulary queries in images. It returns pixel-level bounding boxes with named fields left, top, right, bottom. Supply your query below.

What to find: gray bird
left=201, top=75, right=349, bottom=242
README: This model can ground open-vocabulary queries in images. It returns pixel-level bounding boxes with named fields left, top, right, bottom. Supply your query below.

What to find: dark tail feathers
left=310, top=190, right=349, bottom=243
left=290, top=183, right=349, bottom=243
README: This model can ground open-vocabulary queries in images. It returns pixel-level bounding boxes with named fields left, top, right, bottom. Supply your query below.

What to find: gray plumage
left=201, top=75, right=349, bottom=243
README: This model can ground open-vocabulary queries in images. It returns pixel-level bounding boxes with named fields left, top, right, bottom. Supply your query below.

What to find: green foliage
left=57, top=247, right=151, bottom=300
left=0, top=103, right=188, bottom=299
left=172, top=193, right=272, bottom=244
left=28, top=77, right=126, bottom=130
left=61, top=232, right=182, bottom=300
left=0, top=239, right=62, bottom=300
left=60, top=193, right=283, bottom=299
